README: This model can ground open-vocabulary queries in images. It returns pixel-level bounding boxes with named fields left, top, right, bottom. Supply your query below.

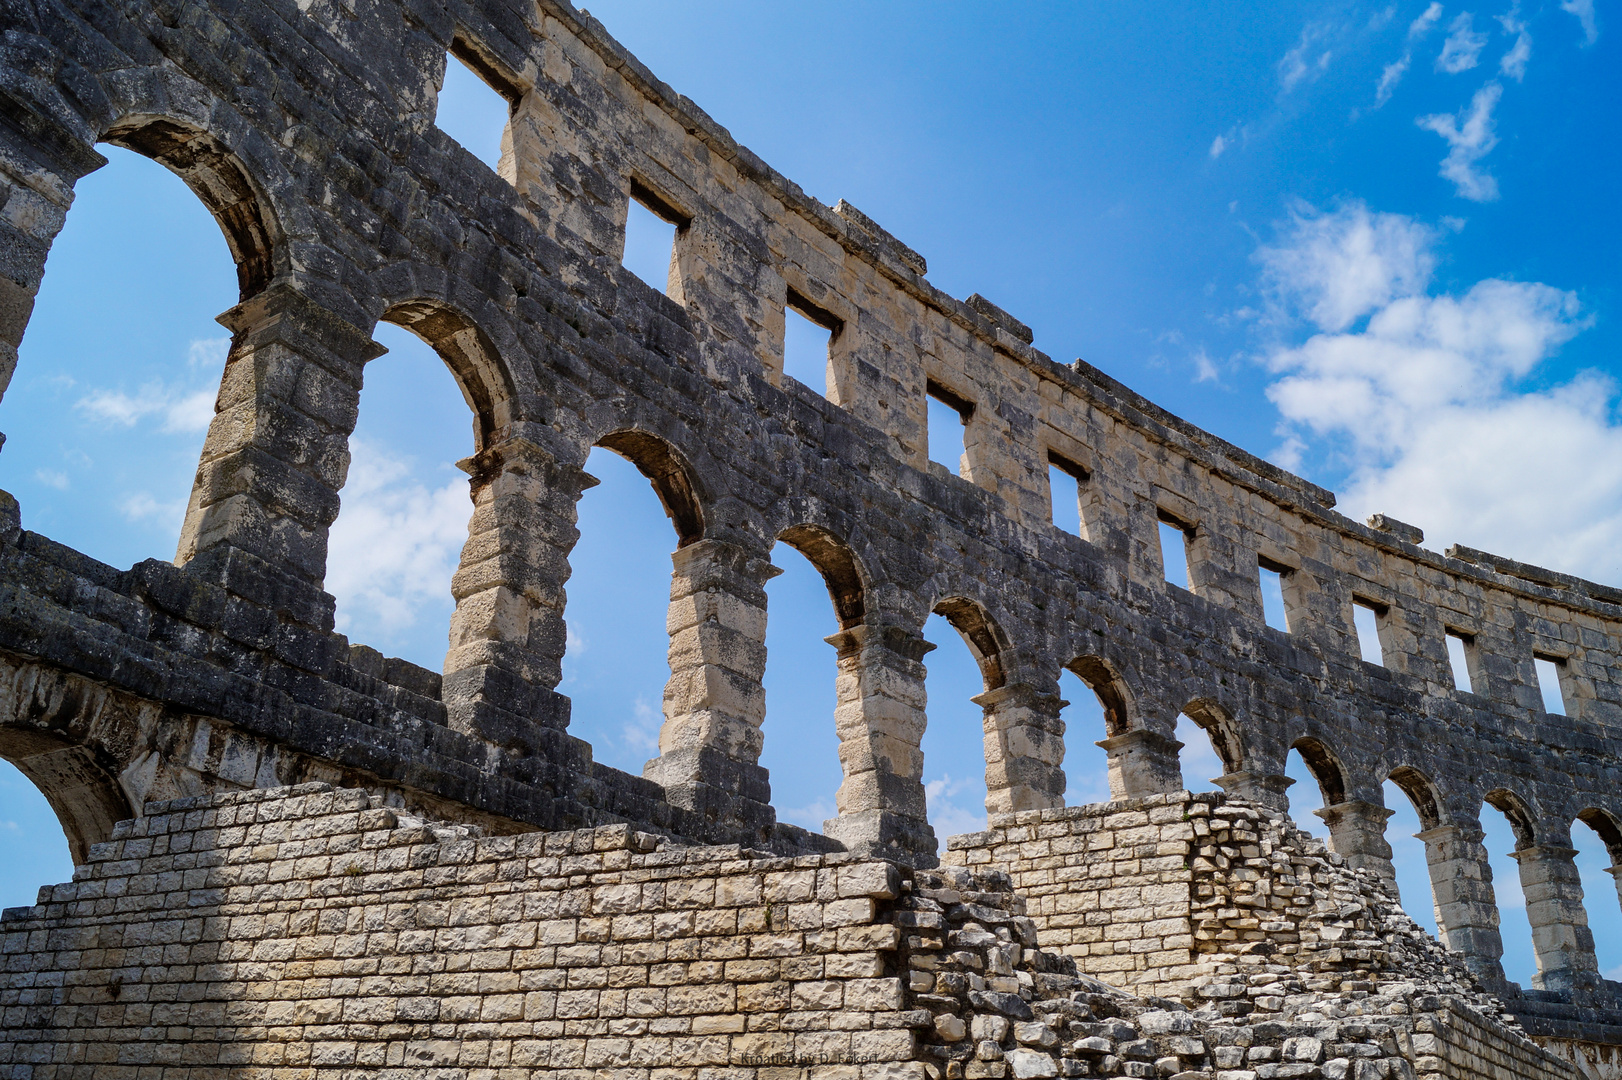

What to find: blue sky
left=0, top=0, right=1617, bottom=989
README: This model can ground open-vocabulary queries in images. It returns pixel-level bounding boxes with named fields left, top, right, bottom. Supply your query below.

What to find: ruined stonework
left=3, top=0, right=1622, bottom=1074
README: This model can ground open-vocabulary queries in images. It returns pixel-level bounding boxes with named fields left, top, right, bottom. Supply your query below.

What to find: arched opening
left=1574, top=809, right=1622, bottom=980
left=758, top=525, right=863, bottom=833
left=920, top=598, right=1009, bottom=837
left=0, top=144, right=238, bottom=568
left=1057, top=667, right=1113, bottom=805
left=1172, top=712, right=1225, bottom=794
left=1285, top=736, right=1348, bottom=841
left=1384, top=768, right=1445, bottom=935
left=324, top=320, right=476, bottom=669
left=0, top=727, right=133, bottom=872
left=559, top=438, right=697, bottom=774
left=0, top=759, right=76, bottom=909
left=1482, top=789, right=1539, bottom=987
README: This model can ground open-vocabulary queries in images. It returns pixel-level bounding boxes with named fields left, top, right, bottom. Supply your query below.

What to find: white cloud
left=1497, top=13, right=1532, bottom=79
left=1437, top=12, right=1488, bottom=71
left=621, top=696, right=663, bottom=758
left=1561, top=0, right=1599, bottom=44
left=1258, top=201, right=1437, bottom=332
left=76, top=383, right=216, bottom=434
left=187, top=336, right=230, bottom=371
left=1279, top=26, right=1334, bottom=92
left=1410, top=2, right=1445, bottom=37
left=1209, top=134, right=1228, bottom=159
left=776, top=797, right=838, bottom=833
left=1417, top=81, right=1503, bottom=201
left=925, top=772, right=987, bottom=838
left=326, top=437, right=472, bottom=646
left=1193, top=348, right=1219, bottom=383
left=120, top=491, right=188, bottom=534
left=1261, top=204, right=1622, bottom=585
left=1375, top=54, right=1412, bottom=105
left=34, top=469, right=68, bottom=490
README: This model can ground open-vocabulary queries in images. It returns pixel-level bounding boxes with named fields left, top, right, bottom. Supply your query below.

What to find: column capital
left=1097, top=728, right=1183, bottom=755
left=824, top=623, right=936, bottom=662
left=972, top=681, right=1064, bottom=714
left=1315, top=798, right=1396, bottom=827
left=1415, top=823, right=1484, bottom=845
left=1509, top=843, right=1579, bottom=863
left=216, top=281, right=385, bottom=363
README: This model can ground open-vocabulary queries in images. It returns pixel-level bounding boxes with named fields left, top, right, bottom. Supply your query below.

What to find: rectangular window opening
left=1533, top=654, right=1568, bottom=715
left=623, top=182, right=687, bottom=296
left=1258, top=559, right=1290, bottom=632
left=435, top=47, right=518, bottom=176
left=926, top=380, right=973, bottom=476
left=783, top=291, right=839, bottom=396
left=1157, top=515, right=1192, bottom=591
left=1352, top=599, right=1386, bottom=666
left=1048, top=453, right=1089, bottom=537
left=1445, top=631, right=1475, bottom=694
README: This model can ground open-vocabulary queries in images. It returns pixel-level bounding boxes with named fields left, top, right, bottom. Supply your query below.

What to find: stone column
left=1213, top=770, right=1293, bottom=813
left=176, top=283, right=384, bottom=628
left=977, top=682, right=1066, bottom=816
left=1097, top=729, right=1183, bottom=800
left=643, top=539, right=778, bottom=832
left=1415, top=823, right=1508, bottom=986
left=822, top=623, right=937, bottom=864
left=1512, top=843, right=1604, bottom=998
left=1316, top=799, right=1397, bottom=883
left=440, top=436, right=592, bottom=751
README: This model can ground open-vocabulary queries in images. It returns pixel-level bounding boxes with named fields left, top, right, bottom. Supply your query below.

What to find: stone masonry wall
left=0, top=785, right=1582, bottom=1080
left=0, top=784, right=914, bottom=1078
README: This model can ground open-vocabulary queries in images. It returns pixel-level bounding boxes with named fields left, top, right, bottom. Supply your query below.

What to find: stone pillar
left=1213, top=770, right=1293, bottom=813
left=822, top=623, right=937, bottom=864
left=176, top=284, right=384, bottom=627
left=1316, top=799, right=1397, bottom=883
left=977, top=682, right=1066, bottom=816
left=1415, top=823, right=1508, bottom=986
left=440, top=436, right=591, bottom=750
left=1512, top=843, right=1604, bottom=998
left=643, top=539, right=778, bottom=831
left=1097, top=729, right=1183, bottom=800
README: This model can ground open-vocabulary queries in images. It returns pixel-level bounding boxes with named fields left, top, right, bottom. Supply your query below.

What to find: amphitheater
left=2, top=1, right=1621, bottom=1077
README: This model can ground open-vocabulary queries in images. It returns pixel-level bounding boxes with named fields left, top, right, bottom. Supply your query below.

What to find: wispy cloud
left=1417, top=81, right=1504, bottom=201
left=1497, top=12, right=1532, bottom=79
left=1375, top=55, right=1412, bottom=106
left=925, top=772, right=987, bottom=838
left=1437, top=12, right=1488, bottom=71
left=1279, top=25, right=1334, bottom=93
left=1209, top=133, right=1228, bottom=159
left=33, top=469, right=69, bottom=490
left=1259, top=204, right=1618, bottom=586
left=73, top=337, right=227, bottom=435
left=1373, top=4, right=1444, bottom=107
left=1410, top=2, right=1445, bottom=37
left=1561, top=0, right=1599, bottom=45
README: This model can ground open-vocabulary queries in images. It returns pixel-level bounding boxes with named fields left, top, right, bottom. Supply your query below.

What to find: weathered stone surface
left=2, top=0, right=1622, bottom=1074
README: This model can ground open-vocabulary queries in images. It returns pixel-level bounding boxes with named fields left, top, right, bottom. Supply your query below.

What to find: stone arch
left=1291, top=734, right=1349, bottom=808
left=0, top=728, right=132, bottom=866
left=1484, top=786, right=1539, bottom=850
left=1388, top=764, right=1446, bottom=831
left=1064, top=656, right=1132, bottom=738
left=777, top=523, right=866, bottom=630
left=596, top=429, right=706, bottom=547
left=931, top=596, right=1011, bottom=692
left=101, top=116, right=284, bottom=301
left=383, top=299, right=520, bottom=452
left=1185, top=697, right=1245, bottom=776
left=1576, top=806, right=1622, bottom=864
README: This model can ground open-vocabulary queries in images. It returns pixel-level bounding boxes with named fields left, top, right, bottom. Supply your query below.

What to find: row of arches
left=1, top=80, right=1619, bottom=1005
